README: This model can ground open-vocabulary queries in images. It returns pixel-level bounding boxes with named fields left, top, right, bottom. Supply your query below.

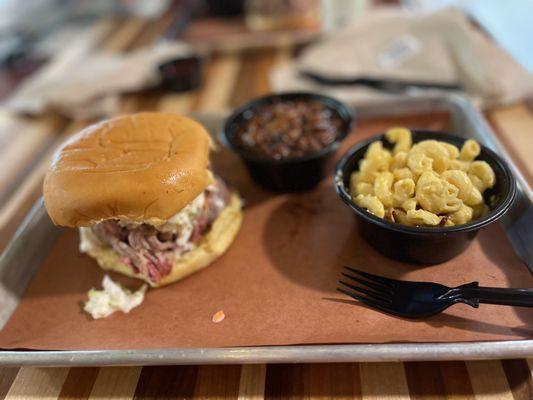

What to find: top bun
left=43, top=113, right=213, bottom=227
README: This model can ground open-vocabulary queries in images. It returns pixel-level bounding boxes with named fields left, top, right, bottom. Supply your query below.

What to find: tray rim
left=1, top=92, right=531, bottom=366
left=1, top=340, right=533, bottom=366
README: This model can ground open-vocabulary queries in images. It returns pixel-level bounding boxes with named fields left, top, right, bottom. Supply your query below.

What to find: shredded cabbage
left=84, top=275, right=147, bottom=319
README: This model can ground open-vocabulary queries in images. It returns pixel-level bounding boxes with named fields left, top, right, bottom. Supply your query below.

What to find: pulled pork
left=91, top=179, right=230, bottom=283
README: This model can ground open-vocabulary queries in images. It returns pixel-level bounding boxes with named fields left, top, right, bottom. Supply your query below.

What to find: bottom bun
left=79, top=193, right=243, bottom=287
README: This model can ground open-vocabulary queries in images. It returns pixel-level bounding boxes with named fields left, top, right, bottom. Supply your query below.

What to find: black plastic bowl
left=222, top=92, right=353, bottom=192
left=334, top=130, right=517, bottom=265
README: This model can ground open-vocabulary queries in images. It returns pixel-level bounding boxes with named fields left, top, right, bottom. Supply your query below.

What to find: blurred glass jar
left=321, top=0, right=370, bottom=31
left=245, top=0, right=320, bottom=31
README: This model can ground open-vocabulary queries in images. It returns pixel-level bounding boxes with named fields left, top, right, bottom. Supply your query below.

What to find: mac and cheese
left=350, top=128, right=495, bottom=227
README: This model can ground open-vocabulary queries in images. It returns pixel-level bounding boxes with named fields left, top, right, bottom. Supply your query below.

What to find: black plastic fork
left=337, top=266, right=533, bottom=318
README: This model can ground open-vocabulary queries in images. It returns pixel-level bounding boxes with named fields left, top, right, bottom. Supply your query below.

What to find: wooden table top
left=0, top=13, right=532, bottom=400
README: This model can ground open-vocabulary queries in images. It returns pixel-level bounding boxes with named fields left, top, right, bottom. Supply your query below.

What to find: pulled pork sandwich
left=43, top=112, right=243, bottom=287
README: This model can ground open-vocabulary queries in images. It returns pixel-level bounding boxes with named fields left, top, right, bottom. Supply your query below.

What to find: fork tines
left=337, top=266, right=394, bottom=308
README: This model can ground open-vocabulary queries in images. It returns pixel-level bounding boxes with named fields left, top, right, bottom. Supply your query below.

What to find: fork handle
left=444, top=285, right=533, bottom=307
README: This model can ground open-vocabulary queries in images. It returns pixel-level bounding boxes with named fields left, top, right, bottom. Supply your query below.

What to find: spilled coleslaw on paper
left=84, top=275, right=147, bottom=319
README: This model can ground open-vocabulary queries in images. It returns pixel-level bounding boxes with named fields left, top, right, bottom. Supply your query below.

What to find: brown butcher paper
left=0, top=112, right=531, bottom=350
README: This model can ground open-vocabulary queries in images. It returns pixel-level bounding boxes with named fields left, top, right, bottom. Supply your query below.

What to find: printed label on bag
left=378, top=34, right=422, bottom=70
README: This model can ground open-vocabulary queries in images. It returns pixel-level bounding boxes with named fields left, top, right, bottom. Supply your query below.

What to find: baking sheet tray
left=0, top=93, right=531, bottom=365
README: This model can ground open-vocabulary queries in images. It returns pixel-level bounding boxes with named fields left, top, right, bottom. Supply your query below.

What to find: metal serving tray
left=0, top=92, right=531, bottom=366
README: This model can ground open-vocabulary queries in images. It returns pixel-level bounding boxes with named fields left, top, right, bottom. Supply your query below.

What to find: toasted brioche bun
left=44, top=113, right=213, bottom=227
left=79, top=193, right=243, bottom=287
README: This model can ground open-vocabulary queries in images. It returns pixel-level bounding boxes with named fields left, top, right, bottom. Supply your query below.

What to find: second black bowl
left=222, top=92, right=353, bottom=192
left=334, top=130, right=517, bottom=265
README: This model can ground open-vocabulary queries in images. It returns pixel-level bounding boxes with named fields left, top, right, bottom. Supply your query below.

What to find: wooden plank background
left=0, top=361, right=532, bottom=399
left=0, top=11, right=532, bottom=399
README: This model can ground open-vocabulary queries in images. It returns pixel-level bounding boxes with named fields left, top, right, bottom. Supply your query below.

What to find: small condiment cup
left=221, top=92, right=353, bottom=192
